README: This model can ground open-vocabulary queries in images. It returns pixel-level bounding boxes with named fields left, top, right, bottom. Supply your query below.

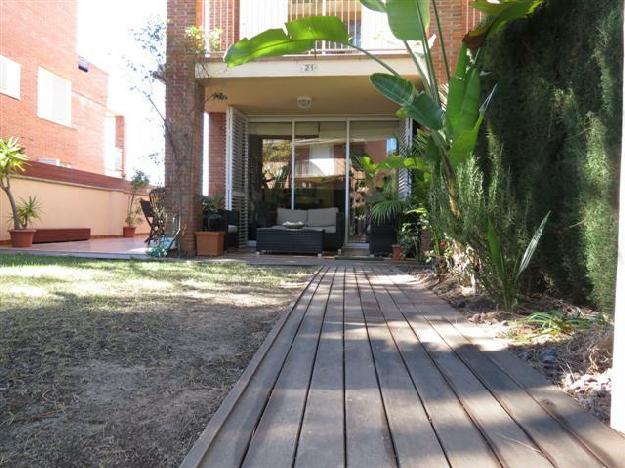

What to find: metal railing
left=204, top=0, right=405, bottom=56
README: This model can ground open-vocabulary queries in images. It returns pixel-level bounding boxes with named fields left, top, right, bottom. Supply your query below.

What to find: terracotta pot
left=123, top=226, right=136, bottom=238
left=392, top=243, right=403, bottom=261
left=196, top=231, right=225, bottom=256
left=9, top=229, right=36, bottom=248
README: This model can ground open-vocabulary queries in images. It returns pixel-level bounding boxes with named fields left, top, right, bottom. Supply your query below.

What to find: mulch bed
left=418, top=272, right=614, bottom=423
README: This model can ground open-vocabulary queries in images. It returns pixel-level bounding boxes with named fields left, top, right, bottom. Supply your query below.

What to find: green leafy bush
left=431, top=154, right=549, bottom=310
left=479, top=0, right=623, bottom=313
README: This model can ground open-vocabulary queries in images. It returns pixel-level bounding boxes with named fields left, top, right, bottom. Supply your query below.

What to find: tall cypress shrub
left=479, top=0, right=623, bottom=313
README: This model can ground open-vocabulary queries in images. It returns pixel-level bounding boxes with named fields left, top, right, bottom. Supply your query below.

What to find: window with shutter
left=0, top=55, right=21, bottom=99
left=37, top=67, right=72, bottom=126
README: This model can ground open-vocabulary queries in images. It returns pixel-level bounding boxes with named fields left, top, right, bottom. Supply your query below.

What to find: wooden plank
left=427, top=317, right=603, bottom=467
left=182, top=267, right=327, bottom=468
left=33, top=228, right=91, bottom=243
left=356, top=270, right=449, bottom=468
left=366, top=270, right=499, bottom=468
left=453, top=321, right=625, bottom=468
left=391, top=269, right=625, bottom=468
left=295, top=267, right=346, bottom=468
left=241, top=268, right=335, bottom=467
left=382, top=274, right=551, bottom=468
left=343, top=268, right=396, bottom=467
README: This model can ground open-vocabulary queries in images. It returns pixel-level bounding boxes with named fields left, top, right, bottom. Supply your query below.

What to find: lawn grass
left=0, top=255, right=315, bottom=467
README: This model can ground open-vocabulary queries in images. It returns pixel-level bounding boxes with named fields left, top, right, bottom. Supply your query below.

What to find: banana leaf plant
left=224, top=0, right=543, bottom=217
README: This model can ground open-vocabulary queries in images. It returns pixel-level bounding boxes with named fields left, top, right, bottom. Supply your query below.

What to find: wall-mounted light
left=296, top=96, right=313, bottom=110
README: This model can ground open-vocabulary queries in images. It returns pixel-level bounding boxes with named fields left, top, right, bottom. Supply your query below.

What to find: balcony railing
left=203, top=0, right=405, bottom=56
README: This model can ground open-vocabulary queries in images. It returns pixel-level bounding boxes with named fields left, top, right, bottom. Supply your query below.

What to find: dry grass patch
left=0, top=255, right=314, bottom=467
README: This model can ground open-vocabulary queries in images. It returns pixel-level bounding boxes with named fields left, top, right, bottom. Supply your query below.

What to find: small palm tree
left=0, top=137, right=29, bottom=231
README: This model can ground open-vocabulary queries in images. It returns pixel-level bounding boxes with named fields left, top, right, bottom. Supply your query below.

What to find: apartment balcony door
left=245, top=117, right=407, bottom=247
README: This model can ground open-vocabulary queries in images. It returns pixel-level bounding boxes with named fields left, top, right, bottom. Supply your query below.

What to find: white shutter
left=37, top=67, right=71, bottom=126
left=37, top=68, right=53, bottom=120
left=398, top=118, right=413, bottom=199
left=0, top=55, right=21, bottom=99
left=226, top=107, right=250, bottom=244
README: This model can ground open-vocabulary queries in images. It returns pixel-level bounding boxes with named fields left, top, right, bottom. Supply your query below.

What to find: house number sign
left=300, top=63, right=318, bottom=73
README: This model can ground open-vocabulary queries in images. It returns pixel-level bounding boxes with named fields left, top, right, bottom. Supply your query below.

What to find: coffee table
left=256, top=228, right=324, bottom=255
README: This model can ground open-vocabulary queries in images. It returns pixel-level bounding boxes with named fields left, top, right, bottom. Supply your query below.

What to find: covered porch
left=198, top=62, right=422, bottom=255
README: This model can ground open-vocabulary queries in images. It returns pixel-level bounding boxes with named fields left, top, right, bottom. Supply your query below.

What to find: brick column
left=429, top=0, right=482, bottom=83
left=166, top=0, right=205, bottom=255
left=208, top=112, right=226, bottom=196
left=115, top=116, right=126, bottom=178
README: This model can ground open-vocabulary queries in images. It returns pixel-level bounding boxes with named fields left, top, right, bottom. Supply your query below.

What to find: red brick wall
left=429, top=0, right=482, bottom=82
left=204, top=0, right=239, bottom=53
left=166, top=0, right=206, bottom=254
left=0, top=0, right=114, bottom=176
left=208, top=112, right=226, bottom=196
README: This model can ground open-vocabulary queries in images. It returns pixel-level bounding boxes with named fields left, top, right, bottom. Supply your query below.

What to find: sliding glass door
left=294, top=121, right=347, bottom=213
left=247, top=122, right=292, bottom=241
left=348, top=120, right=400, bottom=244
left=246, top=118, right=402, bottom=246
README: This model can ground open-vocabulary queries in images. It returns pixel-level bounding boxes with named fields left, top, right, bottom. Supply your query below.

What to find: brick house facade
left=166, top=0, right=479, bottom=254
left=0, top=0, right=126, bottom=177
left=0, top=0, right=149, bottom=243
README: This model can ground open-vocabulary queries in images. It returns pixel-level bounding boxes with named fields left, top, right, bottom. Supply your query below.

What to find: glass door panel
left=248, top=122, right=292, bottom=240
left=349, top=120, right=400, bottom=244
left=293, top=121, right=347, bottom=215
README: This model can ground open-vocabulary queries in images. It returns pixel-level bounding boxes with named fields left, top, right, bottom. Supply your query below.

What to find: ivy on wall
left=479, top=0, right=623, bottom=313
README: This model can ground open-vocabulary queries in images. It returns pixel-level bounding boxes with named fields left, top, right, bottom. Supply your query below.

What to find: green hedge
left=479, top=0, right=623, bottom=313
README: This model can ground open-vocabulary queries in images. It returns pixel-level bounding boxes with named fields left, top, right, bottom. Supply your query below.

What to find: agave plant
left=482, top=212, right=550, bottom=310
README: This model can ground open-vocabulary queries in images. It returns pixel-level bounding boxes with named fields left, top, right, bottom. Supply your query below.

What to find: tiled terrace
left=0, top=237, right=149, bottom=259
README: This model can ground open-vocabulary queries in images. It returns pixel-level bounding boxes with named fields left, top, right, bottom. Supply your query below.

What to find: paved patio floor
left=182, top=266, right=625, bottom=468
left=0, top=237, right=149, bottom=259
left=0, top=239, right=421, bottom=267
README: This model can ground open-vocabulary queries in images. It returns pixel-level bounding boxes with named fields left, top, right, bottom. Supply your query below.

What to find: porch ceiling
left=200, top=74, right=420, bottom=116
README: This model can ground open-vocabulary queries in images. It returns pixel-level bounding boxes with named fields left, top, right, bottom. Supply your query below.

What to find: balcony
left=203, top=0, right=406, bottom=57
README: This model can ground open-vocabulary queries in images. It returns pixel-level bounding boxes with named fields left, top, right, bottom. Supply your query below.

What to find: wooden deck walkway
left=181, top=267, right=625, bottom=468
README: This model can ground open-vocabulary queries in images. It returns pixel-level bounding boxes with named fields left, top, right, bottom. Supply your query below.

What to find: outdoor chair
left=140, top=199, right=165, bottom=244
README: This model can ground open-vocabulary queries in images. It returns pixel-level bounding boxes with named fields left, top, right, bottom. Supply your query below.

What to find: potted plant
left=14, top=196, right=43, bottom=246
left=124, top=170, right=150, bottom=237
left=0, top=137, right=38, bottom=247
left=369, top=174, right=409, bottom=258
left=196, top=195, right=225, bottom=256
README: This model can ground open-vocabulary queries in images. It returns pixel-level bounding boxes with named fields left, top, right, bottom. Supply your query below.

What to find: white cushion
left=307, top=207, right=338, bottom=227
left=277, top=208, right=308, bottom=225
left=227, top=225, right=238, bottom=233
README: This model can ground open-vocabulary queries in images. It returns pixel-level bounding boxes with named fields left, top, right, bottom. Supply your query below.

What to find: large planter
left=123, top=226, right=136, bottom=238
left=392, top=243, right=403, bottom=261
left=9, top=229, right=36, bottom=248
left=196, top=231, right=225, bottom=257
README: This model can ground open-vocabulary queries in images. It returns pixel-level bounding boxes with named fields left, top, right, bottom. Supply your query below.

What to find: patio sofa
left=256, top=207, right=344, bottom=254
